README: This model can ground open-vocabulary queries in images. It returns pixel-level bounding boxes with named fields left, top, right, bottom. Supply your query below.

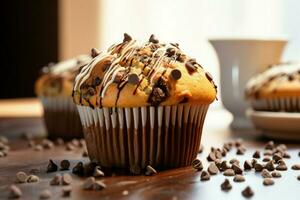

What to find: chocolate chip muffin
left=73, top=34, right=217, bottom=170
left=35, top=55, right=91, bottom=139
left=245, top=63, right=300, bottom=112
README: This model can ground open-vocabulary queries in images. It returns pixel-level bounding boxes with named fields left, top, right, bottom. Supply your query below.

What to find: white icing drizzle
left=246, top=62, right=300, bottom=90
left=50, top=55, right=90, bottom=75
left=73, top=38, right=180, bottom=101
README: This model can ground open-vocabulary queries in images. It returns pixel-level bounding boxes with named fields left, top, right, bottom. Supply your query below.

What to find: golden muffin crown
left=35, top=55, right=91, bottom=97
left=245, top=62, right=300, bottom=99
left=73, top=34, right=217, bottom=108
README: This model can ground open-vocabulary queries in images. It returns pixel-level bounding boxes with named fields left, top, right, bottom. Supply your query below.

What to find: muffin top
left=245, top=63, right=300, bottom=99
left=35, top=55, right=91, bottom=97
left=73, top=34, right=217, bottom=108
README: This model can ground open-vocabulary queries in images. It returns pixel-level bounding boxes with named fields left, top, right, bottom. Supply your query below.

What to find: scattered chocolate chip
left=149, top=34, right=159, bottom=43
left=261, top=169, right=272, bottom=178
left=128, top=73, right=140, bottom=85
left=254, top=163, right=264, bottom=172
left=91, top=48, right=101, bottom=58
left=192, top=159, right=203, bottom=171
left=207, top=152, right=216, bottom=162
left=244, top=160, right=252, bottom=170
left=236, top=147, right=246, bottom=155
left=265, top=141, right=275, bottom=150
left=145, top=165, right=157, bottom=176
left=215, top=150, right=222, bottom=159
left=130, top=165, right=141, bottom=175
left=40, top=189, right=52, bottom=199
left=123, top=33, right=132, bottom=43
left=232, top=163, right=243, bottom=175
left=291, top=164, right=300, bottom=170
left=82, top=150, right=88, bottom=157
left=93, top=166, right=105, bottom=177
left=170, top=69, right=182, bottom=80
left=185, top=61, right=197, bottom=73
left=271, top=171, right=281, bottom=178
left=83, top=162, right=98, bottom=177
left=62, top=173, right=72, bottom=185
left=208, top=163, right=219, bottom=175
left=251, top=158, right=257, bottom=167
left=200, top=170, right=210, bottom=181
left=65, top=143, right=75, bottom=151
left=82, top=177, right=96, bottom=190
left=265, top=160, right=275, bottom=171
left=72, top=162, right=84, bottom=176
left=221, top=179, right=232, bottom=191
left=62, top=186, right=72, bottom=197
left=242, top=186, right=254, bottom=198
left=276, top=160, right=287, bottom=171
left=253, top=150, right=260, bottom=158
left=219, top=161, right=230, bottom=172
left=176, top=54, right=186, bottom=62
left=50, top=174, right=61, bottom=185
left=283, top=152, right=291, bottom=159
left=263, top=178, right=274, bottom=186
left=34, top=144, right=43, bottom=151
left=221, top=148, right=227, bottom=157
left=47, top=159, right=58, bottom=173
left=16, top=171, right=28, bottom=183
left=42, top=139, right=54, bottom=149
left=56, top=138, right=64, bottom=146
left=9, top=185, right=22, bottom=199
left=27, top=175, right=39, bottom=183
left=262, top=157, right=271, bottom=162
left=93, top=181, right=107, bottom=190
left=297, top=175, right=300, bottom=181
left=233, top=174, right=245, bottom=182
left=223, top=169, right=235, bottom=176
left=273, top=153, right=282, bottom=163
left=229, top=158, right=240, bottom=165
left=60, top=160, right=70, bottom=171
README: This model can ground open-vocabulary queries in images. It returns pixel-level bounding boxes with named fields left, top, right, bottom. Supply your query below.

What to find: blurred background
left=2, top=0, right=300, bottom=99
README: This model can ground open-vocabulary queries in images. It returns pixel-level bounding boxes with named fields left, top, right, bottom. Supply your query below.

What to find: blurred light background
left=2, top=0, right=300, bottom=99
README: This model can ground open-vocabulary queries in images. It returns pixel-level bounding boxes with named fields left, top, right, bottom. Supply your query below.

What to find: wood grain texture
left=0, top=100, right=300, bottom=200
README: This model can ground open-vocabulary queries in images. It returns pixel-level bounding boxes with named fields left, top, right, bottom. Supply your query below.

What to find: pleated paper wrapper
left=250, top=97, right=300, bottom=112
left=77, top=104, right=209, bottom=170
left=40, top=97, right=83, bottom=139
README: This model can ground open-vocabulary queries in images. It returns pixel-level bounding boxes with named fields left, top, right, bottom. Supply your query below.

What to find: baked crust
left=73, top=34, right=217, bottom=107
left=35, top=55, right=91, bottom=97
left=245, top=63, right=300, bottom=99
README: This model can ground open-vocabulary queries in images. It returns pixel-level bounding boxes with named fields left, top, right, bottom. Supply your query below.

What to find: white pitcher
left=209, top=38, right=287, bottom=130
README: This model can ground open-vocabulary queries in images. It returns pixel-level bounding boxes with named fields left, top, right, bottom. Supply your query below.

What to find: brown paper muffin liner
left=250, top=97, right=300, bottom=112
left=40, top=97, right=83, bottom=139
left=77, top=104, right=209, bottom=170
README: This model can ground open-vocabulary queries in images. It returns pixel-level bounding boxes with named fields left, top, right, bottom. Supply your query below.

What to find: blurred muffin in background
left=73, top=34, right=217, bottom=170
left=35, top=55, right=91, bottom=139
left=245, top=62, right=300, bottom=112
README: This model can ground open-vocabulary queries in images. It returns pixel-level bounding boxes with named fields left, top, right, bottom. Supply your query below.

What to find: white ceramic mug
left=209, top=38, right=287, bottom=130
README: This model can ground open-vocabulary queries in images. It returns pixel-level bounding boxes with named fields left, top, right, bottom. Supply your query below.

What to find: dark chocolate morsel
left=205, top=72, right=213, bottom=82
left=149, top=34, right=159, bottom=44
left=91, top=48, right=101, bottom=58
left=128, top=73, right=139, bottom=85
left=92, top=77, right=101, bottom=87
left=166, top=48, right=176, bottom=57
left=185, top=62, right=197, bottom=73
left=123, top=33, right=132, bottom=43
left=170, top=69, right=182, bottom=80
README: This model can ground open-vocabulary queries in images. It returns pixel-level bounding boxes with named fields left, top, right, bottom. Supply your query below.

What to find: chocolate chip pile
left=193, top=140, right=300, bottom=198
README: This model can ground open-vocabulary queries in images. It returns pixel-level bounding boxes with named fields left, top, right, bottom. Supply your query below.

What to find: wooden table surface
left=0, top=98, right=299, bottom=200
